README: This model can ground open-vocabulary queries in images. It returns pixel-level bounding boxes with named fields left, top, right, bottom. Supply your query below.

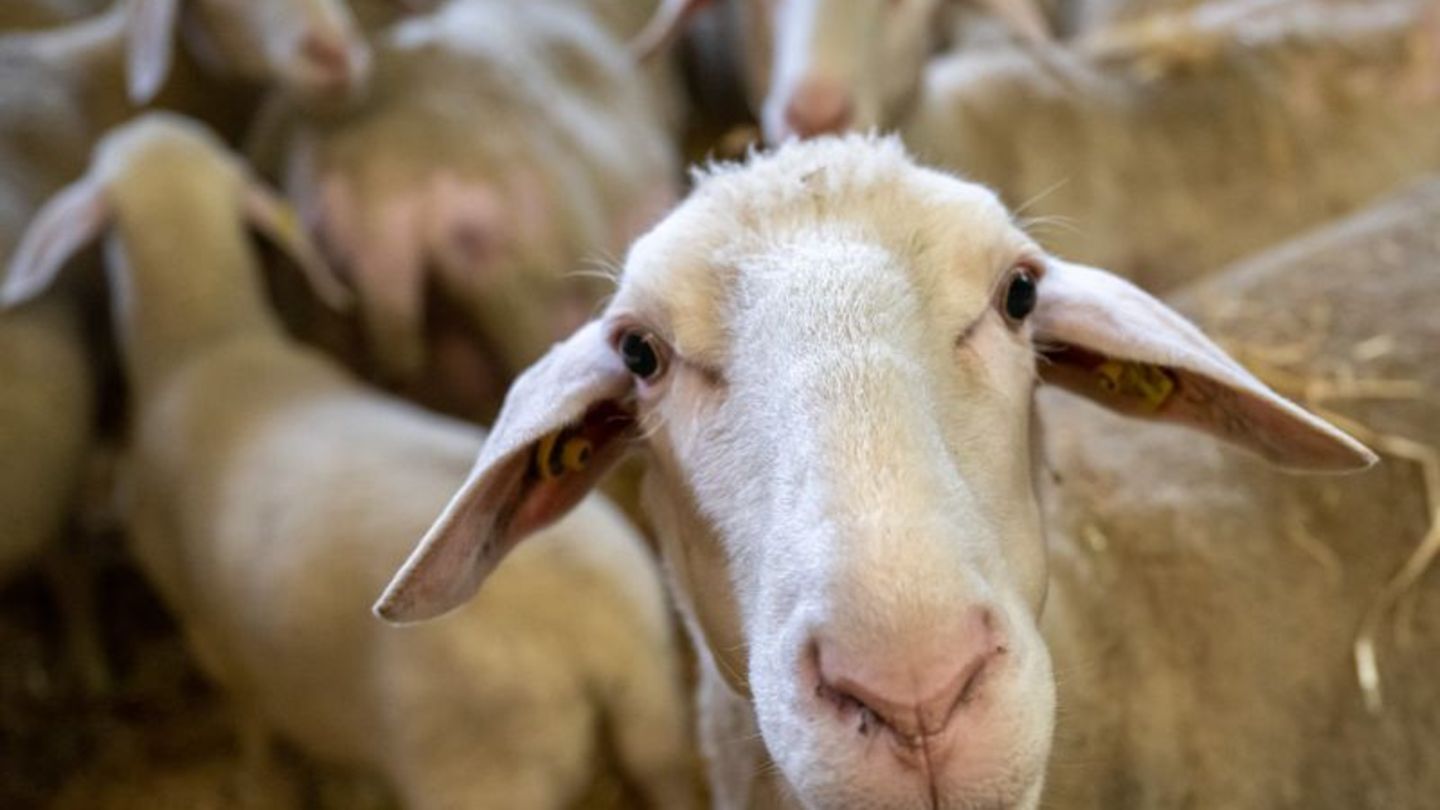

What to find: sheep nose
left=298, top=31, right=365, bottom=89
left=814, top=607, right=1005, bottom=741
left=782, top=78, right=854, bottom=139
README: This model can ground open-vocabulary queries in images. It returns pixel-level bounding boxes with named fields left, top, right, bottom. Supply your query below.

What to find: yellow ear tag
left=534, top=431, right=594, bottom=481
left=561, top=438, right=593, bottom=472
left=1095, top=360, right=1176, bottom=412
left=272, top=202, right=304, bottom=245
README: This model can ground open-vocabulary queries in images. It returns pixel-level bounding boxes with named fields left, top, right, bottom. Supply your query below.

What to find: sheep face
left=376, top=135, right=1373, bottom=809
left=618, top=136, right=1055, bottom=808
left=753, top=0, right=948, bottom=143
left=128, top=0, right=371, bottom=104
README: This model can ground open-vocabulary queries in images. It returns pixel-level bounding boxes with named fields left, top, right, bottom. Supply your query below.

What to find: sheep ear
left=126, top=0, right=180, bottom=105
left=241, top=177, right=352, bottom=312
left=1033, top=260, right=1376, bottom=472
left=631, top=0, right=712, bottom=61
left=2, top=178, right=110, bottom=307
left=973, top=0, right=1052, bottom=44
left=374, top=321, right=638, bottom=623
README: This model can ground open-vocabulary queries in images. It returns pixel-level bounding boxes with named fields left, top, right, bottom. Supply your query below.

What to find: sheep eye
left=1002, top=269, right=1038, bottom=323
left=619, top=331, right=663, bottom=380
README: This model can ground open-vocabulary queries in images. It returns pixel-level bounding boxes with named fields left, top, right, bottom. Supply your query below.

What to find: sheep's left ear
left=126, top=0, right=180, bottom=105
left=374, top=321, right=638, bottom=623
left=240, top=176, right=352, bottom=312
left=1033, top=260, right=1376, bottom=472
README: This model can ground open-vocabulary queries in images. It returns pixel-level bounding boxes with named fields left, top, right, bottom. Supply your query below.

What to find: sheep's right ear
left=2, top=178, right=110, bottom=307
left=630, top=0, right=712, bottom=61
left=1033, top=260, right=1376, bottom=471
left=126, top=0, right=180, bottom=105
left=241, top=176, right=353, bottom=312
left=374, top=321, right=638, bottom=623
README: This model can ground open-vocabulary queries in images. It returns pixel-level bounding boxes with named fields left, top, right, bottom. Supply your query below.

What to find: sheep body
left=0, top=300, right=91, bottom=581
left=0, top=14, right=104, bottom=586
left=906, top=0, right=1440, bottom=290
left=1038, top=175, right=1440, bottom=808
left=11, top=114, right=693, bottom=810
left=131, top=338, right=687, bottom=808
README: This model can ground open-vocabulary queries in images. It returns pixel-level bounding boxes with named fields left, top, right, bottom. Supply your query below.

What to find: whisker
left=1012, top=178, right=1071, bottom=218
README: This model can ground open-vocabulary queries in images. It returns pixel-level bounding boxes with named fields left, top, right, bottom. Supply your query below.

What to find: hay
left=1222, top=335, right=1440, bottom=715
left=1311, top=410, right=1440, bottom=714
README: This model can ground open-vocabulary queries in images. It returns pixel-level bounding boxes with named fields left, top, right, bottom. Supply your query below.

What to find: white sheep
left=632, top=0, right=1053, bottom=142
left=904, top=0, right=1440, bottom=291
left=250, top=0, right=679, bottom=415
left=375, top=135, right=1390, bottom=809
left=0, top=5, right=100, bottom=594
left=3, top=113, right=697, bottom=810
left=0, top=0, right=376, bottom=687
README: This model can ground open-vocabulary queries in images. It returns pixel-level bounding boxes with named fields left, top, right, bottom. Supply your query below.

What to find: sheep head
left=126, top=0, right=372, bottom=106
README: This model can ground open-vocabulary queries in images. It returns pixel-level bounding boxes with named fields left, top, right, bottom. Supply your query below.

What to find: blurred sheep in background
left=250, top=0, right=679, bottom=420
left=5, top=113, right=696, bottom=810
left=642, top=0, right=1440, bottom=291
left=906, top=0, right=1440, bottom=290
left=0, top=0, right=374, bottom=697
left=1038, top=172, right=1440, bottom=808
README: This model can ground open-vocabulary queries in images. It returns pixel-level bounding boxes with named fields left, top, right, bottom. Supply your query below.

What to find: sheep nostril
left=812, top=608, right=1007, bottom=739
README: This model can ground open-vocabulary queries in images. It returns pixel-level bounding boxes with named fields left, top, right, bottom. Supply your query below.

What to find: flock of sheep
left=0, top=0, right=1437, bottom=808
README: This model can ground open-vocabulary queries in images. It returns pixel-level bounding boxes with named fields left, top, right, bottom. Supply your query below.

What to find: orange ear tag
left=1095, top=360, right=1176, bottom=412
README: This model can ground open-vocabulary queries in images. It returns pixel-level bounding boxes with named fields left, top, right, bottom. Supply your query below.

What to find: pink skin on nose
left=316, top=175, right=427, bottom=380
left=295, top=28, right=368, bottom=96
left=782, top=76, right=855, bottom=139
left=427, top=173, right=507, bottom=291
left=812, top=606, right=1006, bottom=749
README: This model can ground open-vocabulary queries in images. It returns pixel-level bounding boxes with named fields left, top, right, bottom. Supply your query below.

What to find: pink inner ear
left=507, top=401, right=637, bottom=538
